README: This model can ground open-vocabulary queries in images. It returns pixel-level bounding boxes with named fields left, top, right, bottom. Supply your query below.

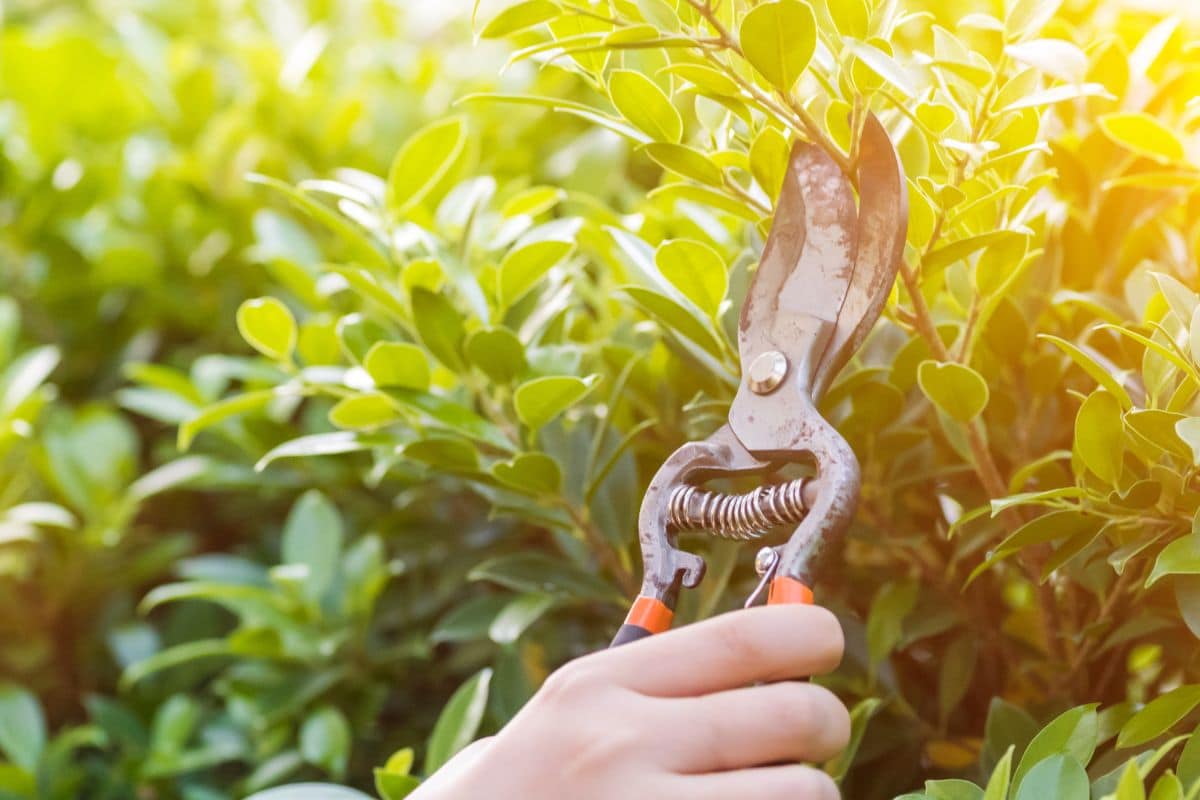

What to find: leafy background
left=4, top=0, right=1200, bottom=798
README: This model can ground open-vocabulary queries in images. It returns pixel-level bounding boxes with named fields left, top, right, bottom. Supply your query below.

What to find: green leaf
left=636, top=0, right=679, bottom=30
left=1000, top=82, right=1114, bottom=112
left=984, top=699, right=1040, bottom=775
left=1014, top=755, right=1089, bottom=800
left=1178, top=725, right=1200, bottom=788
left=607, top=69, right=681, bottom=143
left=255, top=431, right=387, bottom=471
left=0, top=684, right=44, bottom=772
left=642, top=143, right=724, bottom=187
left=424, top=668, right=493, bottom=774
left=1100, top=113, right=1186, bottom=164
left=739, top=0, right=816, bottom=94
left=1075, top=390, right=1125, bottom=485
left=1012, top=706, right=1098, bottom=789
left=364, top=342, right=431, bottom=390
left=329, top=393, right=403, bottom=431
left=1147, top=535, right=1200, bottom=588
left=1005, top=38, right=1088, bottom=83
left=1149, top=773, right=1183, bottom=800
left=387, top=389, right=515, bottom=451
left=121, top=639, right=241, bottom=688
left=404, top=437, right=479, bottom=471
left=488, top=593, right=556, bottom=645
left=178, top=388, right=288, bottom=450
left=844, top=38, right=917, bottom=96
left=826, top=698, right=880, bottom=782
left=412, top=288, right=466, bottom=372
left=465, top=328, right=527, bottom=384
left=917, top=361, right=990, bottom=422
left=480, top=0, right=559, bottom=38
left=661, top=64, right=739, bottom=97
left=866, top=580, right=918, bottom=665
left=1176, top=418, right=1200, bottom=466
left=469, top=553, right=620, bottom=604
left=375, top=771, right=421, bottom=800
left=654, top=239, right=727, bottom=317
left=0, top=344, right=59, bottom=415
left=491, top=452, right=562, bottom=495
left=514, top=375, right=596, bottom=430
left=237, top=298, right=296, bottom=362
left=498, top=240, right=572, bottom=309
left=1039, top=334, right=1133, bottom=410
left=750, top=125, right=789, bottom=199
left=924, top=780, right=983, bottom=800
left=621, top=285, right=725, bottom=356
left=1116, top=760, right=1147, bottom=800
left=282, top=490, right=344, bottom=601
left=983, top=746, right=1015, bottom=800
left=300, top=706, right=351, bottom=779
left=387, top=117, right=469, bottom=216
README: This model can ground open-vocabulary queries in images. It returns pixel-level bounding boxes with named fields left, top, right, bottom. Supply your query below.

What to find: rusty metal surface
left=632, top=112, right=909, bottom=604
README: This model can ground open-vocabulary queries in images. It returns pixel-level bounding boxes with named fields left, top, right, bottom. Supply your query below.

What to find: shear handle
left=610, top=594, right=677, bottom=647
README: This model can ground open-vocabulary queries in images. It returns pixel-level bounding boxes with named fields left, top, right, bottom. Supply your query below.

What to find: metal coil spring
left=667, top=478, right=809, bottom=540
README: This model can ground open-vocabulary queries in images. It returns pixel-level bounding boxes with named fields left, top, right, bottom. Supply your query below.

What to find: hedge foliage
left=4, top=0, right=1200, bottom=798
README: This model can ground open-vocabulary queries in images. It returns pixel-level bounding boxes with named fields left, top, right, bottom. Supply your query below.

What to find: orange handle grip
left=610, top=595, right=675, bottom=647
left=767, top=576, right=814, bottom=605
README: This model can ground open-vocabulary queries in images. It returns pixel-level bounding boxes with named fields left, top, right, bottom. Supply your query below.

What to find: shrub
left=5, top=0, right=1200, bottom=798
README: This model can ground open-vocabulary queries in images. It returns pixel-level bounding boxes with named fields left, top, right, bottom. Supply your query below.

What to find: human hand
left=413, top=603, right=849, bottom=800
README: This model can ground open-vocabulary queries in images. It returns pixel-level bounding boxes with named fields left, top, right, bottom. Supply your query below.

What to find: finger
left=664, top=682, right=851, bottom=771
left=670, top=765, right=839, bottom=800
left=592, top=604, right=844, bottom=696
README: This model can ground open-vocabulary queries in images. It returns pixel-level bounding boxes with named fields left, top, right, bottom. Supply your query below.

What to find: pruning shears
left=612, top=114, right=909, bottom=647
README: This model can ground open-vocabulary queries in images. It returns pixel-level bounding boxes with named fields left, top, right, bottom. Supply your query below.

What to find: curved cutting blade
left=811, top=112, right=909, bottom=398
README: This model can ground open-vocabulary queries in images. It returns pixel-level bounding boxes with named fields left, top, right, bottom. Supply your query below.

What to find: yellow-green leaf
left=750, top=126, right=789, bottom=199
left=636, top=0, right=679, bottom=31
left=480, top=0, right=560, bottom=38
left=917, top=361, right=989, bottom=422
left=1146, top=535, right=1200, bottom=588
left=514, top=375, right=597, bottom=430
left=364, top=342, right=430, bottom=390
left=1075, top=390, right=1124, bottom=485
left=465, top=327, right=527, bottom=384
left=1100, top=112, right=1186, bottom=164
left=607, top=70, right=681, bottom=143
left=739, top=0, right=816, bottom=94
left=661, top=63, right=740, bottom=97
left=642, top=143, right=723, bottom=187
left=492, top=452, right=562, bottom=495
left=411, top=288, right=465, bottom=372
left=654, top=239, right=727, bottom=317
left=1118, top=685, right=1200, bottom=748
left=329, top=393, right=402, bottom=431
left=387, top=117, right=469, bottom=216
left=498, top=240, right=572, bottom=309
left=236, top=298, right=296, bottom=361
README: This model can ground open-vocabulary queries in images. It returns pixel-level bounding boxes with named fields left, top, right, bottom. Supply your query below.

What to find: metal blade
left=811, top=112, right=909, bottom=398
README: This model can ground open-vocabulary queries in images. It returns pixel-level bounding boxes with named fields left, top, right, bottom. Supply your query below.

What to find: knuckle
left=538, top=659, right=606, bottom=709
left=712, top=613, right=770, bottom=663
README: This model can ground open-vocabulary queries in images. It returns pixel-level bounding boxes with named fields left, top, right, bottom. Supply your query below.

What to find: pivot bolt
left=747, top=350, right=788, bottom=394
left=754, top=546, right=779, bottom=577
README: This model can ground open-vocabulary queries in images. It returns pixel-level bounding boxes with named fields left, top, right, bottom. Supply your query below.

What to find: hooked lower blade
left=811, top=112, right=909, bottom=398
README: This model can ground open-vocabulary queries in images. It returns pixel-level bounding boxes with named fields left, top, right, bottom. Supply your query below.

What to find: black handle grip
left=610, top=623, right=655, bottom=648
